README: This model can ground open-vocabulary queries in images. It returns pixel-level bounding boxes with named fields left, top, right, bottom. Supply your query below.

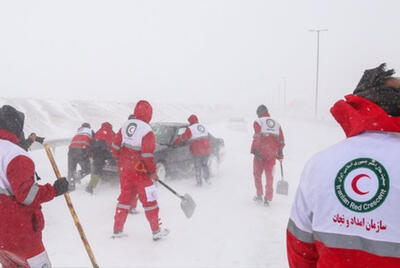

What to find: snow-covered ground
left=4, top=99, right=345, bottom=267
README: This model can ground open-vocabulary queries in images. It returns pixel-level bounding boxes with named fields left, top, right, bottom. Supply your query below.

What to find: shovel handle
left=157, top=179, right=183, bottom=199
left=280, top=161, right=284, bottom=180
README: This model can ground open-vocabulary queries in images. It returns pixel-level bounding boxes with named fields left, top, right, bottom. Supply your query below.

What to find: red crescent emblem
left=351, top=174, right=370, bottom=195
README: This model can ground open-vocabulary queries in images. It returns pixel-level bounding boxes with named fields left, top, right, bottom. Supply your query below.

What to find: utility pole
left=309, top=29, right=327, bottom=117
left=282, top=77, right=287, bottom=114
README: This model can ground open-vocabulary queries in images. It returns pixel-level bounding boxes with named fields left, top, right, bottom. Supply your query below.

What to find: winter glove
left=35, top=136, right=45, bottom=144
left=53, top=177, right=69, bottom=196
left=252, top=150, right=262, bottom=160
left=150, top=172, right=159, bottom=182
left=277, top=150, right=284, bottom=161
left=28, top=133, right=37, bottom=142
left=353, top=63, right=400, bottom=116
left=173, top=137, right=181, bottom=146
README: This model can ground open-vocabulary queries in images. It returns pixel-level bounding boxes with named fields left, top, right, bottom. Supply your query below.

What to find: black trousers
left=67, top=147, right=90, bottom=181
left=91, top=140, right=114, bottom=176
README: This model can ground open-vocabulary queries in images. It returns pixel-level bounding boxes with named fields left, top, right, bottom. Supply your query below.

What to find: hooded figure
left=174, top=114, right=211, bottom=186
left=0, top=105, right=68, bottom=267
left=111, top=100, right=169, bottom=241
left=287, top=64, right=400, bottom=267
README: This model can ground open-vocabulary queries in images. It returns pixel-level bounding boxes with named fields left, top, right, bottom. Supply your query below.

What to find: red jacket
left=287, top=95, right=400, bottom=268
left=112, top=100, right=157, bottom=174
left=174, top=114, right=211, bottom=156
left=69, top=126, right=94, bottom=151
left=251, top=112, right=285, bottom=160
left=0, top=129, right=56, bottom=256
left=94, top=122, right=115, bottom=149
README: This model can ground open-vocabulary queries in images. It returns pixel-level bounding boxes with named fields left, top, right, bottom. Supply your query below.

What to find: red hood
left=188, top=114, right=199, bottom=125
left=134, top=100, right=153, bottom=123
left=0, top=129, right=19, bottom=144
left=330, top=94, right=400, bottom=137
left=101, top=122, right=112, bottom=130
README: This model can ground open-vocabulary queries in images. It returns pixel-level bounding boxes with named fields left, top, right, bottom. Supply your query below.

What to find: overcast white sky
left=1, top=0, right=400, bottom=113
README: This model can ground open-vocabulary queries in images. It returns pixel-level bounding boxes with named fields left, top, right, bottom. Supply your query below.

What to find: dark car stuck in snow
left=152, top=122, right=224, bottom=180
left=51, top=122, right=224, bottom=188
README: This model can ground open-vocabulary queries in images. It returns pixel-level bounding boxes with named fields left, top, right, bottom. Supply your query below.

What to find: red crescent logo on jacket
left=335, top=158, right=389, bottom=213
left=266, top=119, right=275, bottom=128
left=197, top=125, right=205, bottom=133
left=351, top=174, right=370, bottom=195
left=126, top=123, right=137, bottom=137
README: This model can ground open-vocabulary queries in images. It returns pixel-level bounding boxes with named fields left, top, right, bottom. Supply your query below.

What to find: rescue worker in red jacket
left=111, top=100, right=169, bottom=240
left=67, top=122, right=94, bottom=191
left=126, top=114, right=139, bottom=214
left=86, top=122, right=116, bottom=194
left=174, top=114, right=211, bottom=186
left=0, top=105, right=68, bottom=267
left=287, top=64, right=400, bottom=267
left=251, top=105, right=285, bottom=205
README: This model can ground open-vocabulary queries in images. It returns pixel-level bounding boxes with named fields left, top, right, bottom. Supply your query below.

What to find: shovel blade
left=180, top=193, right=196, bottom=218
left=276, top=179, right=289, bottom=195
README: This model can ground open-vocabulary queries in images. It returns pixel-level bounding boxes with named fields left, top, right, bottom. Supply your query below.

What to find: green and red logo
left=197, top=125, right=206, bottom=133
left=126, top=122, right=137, bottom=137
left=266, top=119, right=275, bottom=128
left=335, top=158, right=389, bottom=213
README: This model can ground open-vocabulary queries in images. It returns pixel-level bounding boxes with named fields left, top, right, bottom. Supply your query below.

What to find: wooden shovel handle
left=44, top=145, right=99, bottom=268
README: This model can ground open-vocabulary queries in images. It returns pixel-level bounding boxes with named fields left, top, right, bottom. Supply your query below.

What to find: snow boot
left=253, top=195, right=262, bottom=203
left=152, top=228, right=170, bottom=241
left=111, top=231, right=127, bottom=239
left=264, top=199, right=270, bottom=206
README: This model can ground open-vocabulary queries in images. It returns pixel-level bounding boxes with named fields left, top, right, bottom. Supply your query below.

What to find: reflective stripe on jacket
left=69, top=127, right=93, bottom=150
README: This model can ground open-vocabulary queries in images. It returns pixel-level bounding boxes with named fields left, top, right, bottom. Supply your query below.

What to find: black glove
left=253, top=150, right=262, bottom=160
left=35, top=136, right=45, bottom=144
left=53, top=177, right=69, bottom=196
left=277, top=150, right=284, bottom=160
left=353, top=63, right=400, bottom=116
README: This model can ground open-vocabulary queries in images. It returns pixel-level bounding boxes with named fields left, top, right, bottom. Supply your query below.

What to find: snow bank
left=0, top=98, right=234, bottom=139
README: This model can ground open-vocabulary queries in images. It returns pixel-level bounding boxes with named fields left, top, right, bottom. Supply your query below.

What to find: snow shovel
left=157, top=179, right=196, bottom=218
left=134, top=161, right=196, bottom=218
left=276, top=161, right=288, bottom=196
